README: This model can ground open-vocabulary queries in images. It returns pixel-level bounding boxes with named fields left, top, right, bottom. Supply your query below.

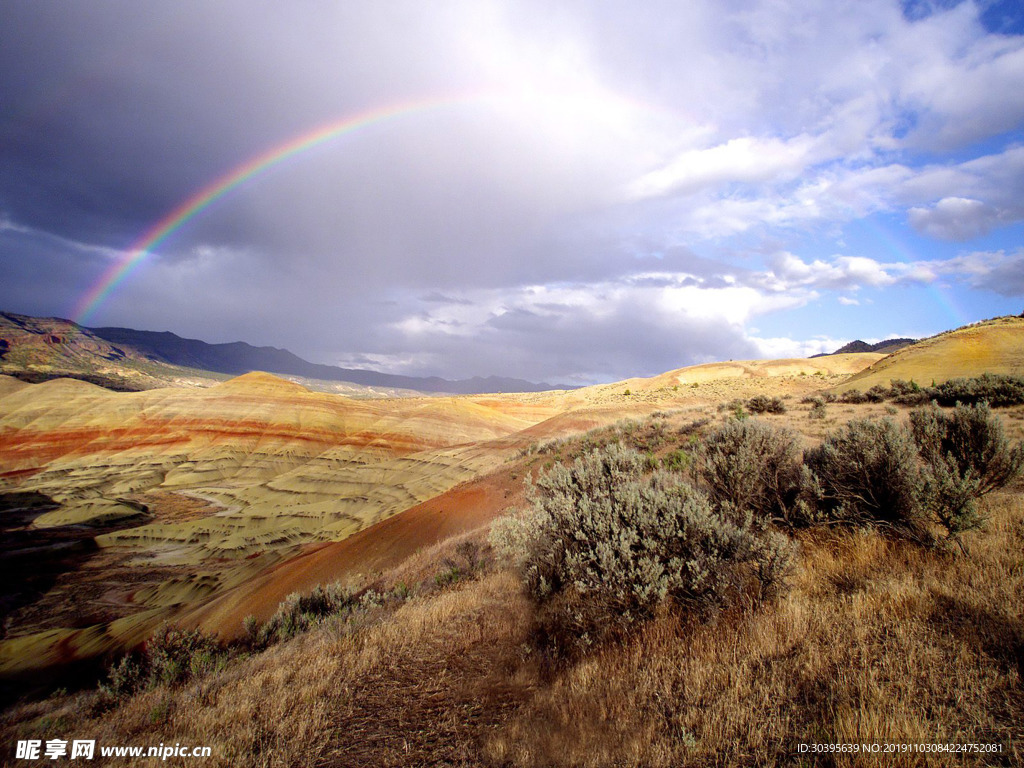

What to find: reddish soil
left=0, top=421, right=441, bottom=475
left=187, top=467, right=525, bottom=638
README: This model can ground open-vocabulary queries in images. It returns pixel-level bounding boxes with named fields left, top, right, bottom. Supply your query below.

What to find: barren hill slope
left=835, top=315, right=1024, bottom=392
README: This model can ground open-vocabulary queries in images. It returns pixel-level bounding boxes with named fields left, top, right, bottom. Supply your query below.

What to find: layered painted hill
left=0, top=350, right=889, bottom=675
left=0, top=372, right=550, bottom=551
left=835, top=315, right=1024, bottom=392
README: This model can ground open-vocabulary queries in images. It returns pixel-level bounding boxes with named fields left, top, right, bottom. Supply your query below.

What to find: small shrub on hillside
left=693, top=420, right=810, bottom=528
left=662, top=447, right=692, bottom=471
left=747, top=395, right=787, bottom=415
left=839, top=389, right=869, bottom=404
left=433, top=541, right=489, bottom=589
left=910, top=402, right=1024, bottom=546
left=677, top=417, right=711, bottom=437
left=249, top=582, right=356, bottom=647
left=929, top=373, right=1024, bottom=407
left=99, top=654, right=146, bottom=702
left=865, top=385, right=888, bottom=403
left=626, top=419, right=667, bottom=452
left=145, top=624, right=224, bottom=687
left=519, top=444, right=795, bottom=660
left=805, top=417, right=932, bottom=542
left=99, top=624, right=225, bottom=704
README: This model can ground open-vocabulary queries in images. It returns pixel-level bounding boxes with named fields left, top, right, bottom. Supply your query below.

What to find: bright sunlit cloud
left=1, top=0, right=1022, bottom=383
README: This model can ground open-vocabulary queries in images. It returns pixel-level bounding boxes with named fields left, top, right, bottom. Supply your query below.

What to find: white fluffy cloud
left=2, top=0, right=1023, bottom=383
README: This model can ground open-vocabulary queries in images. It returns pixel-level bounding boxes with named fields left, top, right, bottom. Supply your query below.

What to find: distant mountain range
left=811, top=337, right=917, bottom=357
left=0, top=312, right=571, bottom=394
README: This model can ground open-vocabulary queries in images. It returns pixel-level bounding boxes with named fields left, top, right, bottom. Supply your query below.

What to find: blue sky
left=1, top=0, right=1022, bottom=384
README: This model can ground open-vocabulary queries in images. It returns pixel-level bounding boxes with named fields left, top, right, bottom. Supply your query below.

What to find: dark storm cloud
left=3, top=1, right=1023, bottom=383
left=385, top=294, right=761, bottom=384
left=0, top=225, right=110, bottom=318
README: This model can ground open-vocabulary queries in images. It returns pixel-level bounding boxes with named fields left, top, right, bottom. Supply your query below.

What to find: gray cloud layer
left=2, top=1, right=1023, bottom=383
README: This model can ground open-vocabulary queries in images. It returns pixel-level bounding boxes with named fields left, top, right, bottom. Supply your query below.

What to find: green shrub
left=99, top=624, right=225, bottom=703
left=433, top=541, right=488, bottom=590
left=882, top=379, right=929, bottom=405
left=865, top=385, right=888, bottom=403
left=910, top=402, right=1024, bottom=546
left=804, top=417, right=931, bottom=542
left=839, top=389, right=868, bottom=404
left=251, top=581, right=356, bottom=646
left=99, top=653, right=147, bottom=702
left=693, top=420, right=810, bottom=528
left=678, top=417, right=711, bottom=437
left=747, top=395, right=786, bottom=415
left=911, top=402, right=1024, bottom=496
left=929, top=373, right=1024, bottom=407
left=145, top=625, right=224, bottom=687
left=662, top=447, right=692, bottom=471
left=520, top=444, right=794, bottom=659
left=807, top=397, right=827, bottom=420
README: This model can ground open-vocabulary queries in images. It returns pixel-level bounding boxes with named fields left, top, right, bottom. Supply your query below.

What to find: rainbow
left=72, top=93, right=480, bottom=323
left=857, top=217, right=969, bottom=327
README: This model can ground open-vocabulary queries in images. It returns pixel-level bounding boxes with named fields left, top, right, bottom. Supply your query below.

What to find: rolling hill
left=834, top=315, right=1024, bottom=392
left=5, top=316, right=1021, bottom=682
left=0, top=348, right=886, bottom=676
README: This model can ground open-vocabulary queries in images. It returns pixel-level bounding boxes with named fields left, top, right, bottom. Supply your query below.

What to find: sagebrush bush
left=910, top=402, right=1024, bottom=545
left=693, top=419, right=810, bottom=528
left=865, top=384, right=888, bottom=403
left=99, top=624, right=225, bottom=704
left=746, top=395, right=786, bottom=415
left=886, top=379, right=931, bottom=405
left=490, top=508, right=546, bottom=570
left=247, top=581, right=356, bottom=647
left=519, top=444, right=795, bottom=659
left=929, top=373, right=1024, bottom=407
left=839, top=389, right=869, bottom=404
left=911, top=402, right=1024, bottom=496
left=434, top=541, right=488, bottom=589
left=804, top=417, right=931, bottom=542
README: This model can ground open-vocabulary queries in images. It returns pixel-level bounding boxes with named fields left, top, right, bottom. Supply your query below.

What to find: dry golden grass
left=2, top=538, right=535, bottom=768
left=487, top=490, right=1023, bottom=767
left=4, top=404, right=1023, bottom=767
left=5, top=488, right=1021, bottom=767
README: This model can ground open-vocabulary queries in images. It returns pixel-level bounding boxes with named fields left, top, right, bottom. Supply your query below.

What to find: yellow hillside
left=835, top=315, right=1024, bottom=392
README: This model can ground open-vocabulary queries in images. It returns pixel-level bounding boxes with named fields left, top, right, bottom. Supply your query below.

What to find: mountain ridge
left=0, top=312, right=572, bottom=394
left=811, top=337, right=917, bottom=357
